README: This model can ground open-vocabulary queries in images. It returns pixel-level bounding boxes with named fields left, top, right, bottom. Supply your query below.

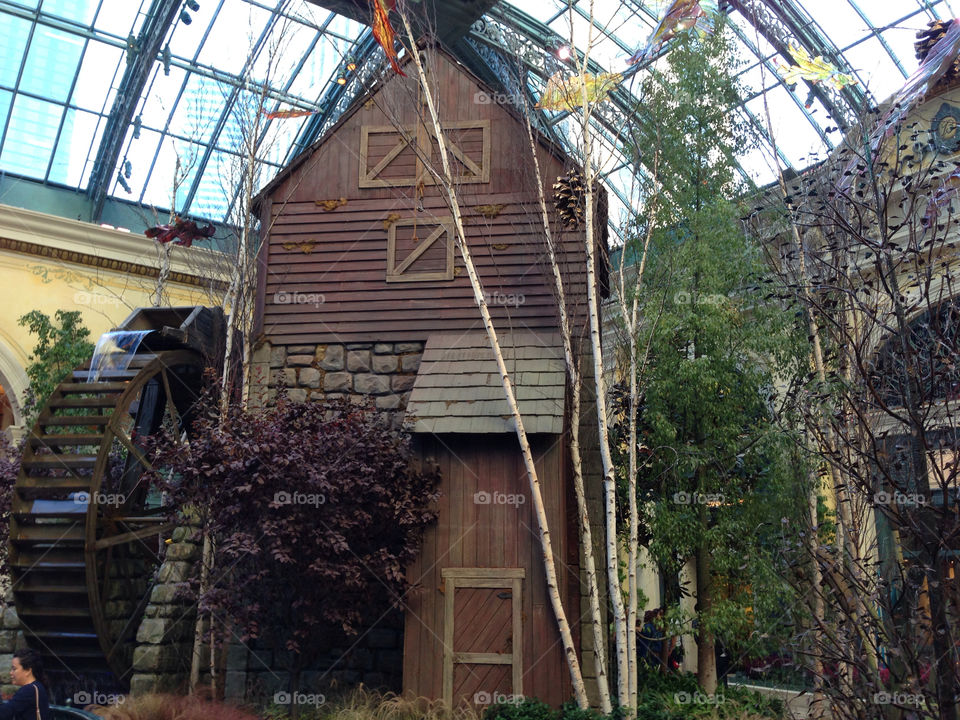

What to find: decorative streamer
left=536, top=72, right=622, bottom=111
left=371, top=0, right=405, bottom=76
left=775, top=43, right=857, bottom=90
left=628, top=0, right=719, bottom=65
left=263, top=108, right=315, bottom=119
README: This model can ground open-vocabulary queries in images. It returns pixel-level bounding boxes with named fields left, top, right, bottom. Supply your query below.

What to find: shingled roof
left=405, top=332, right=566, bottom=434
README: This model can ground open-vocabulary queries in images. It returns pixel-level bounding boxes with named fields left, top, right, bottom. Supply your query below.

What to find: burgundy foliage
left=149, top=395, right=439, bottom=672
left=0, top=434, right=21, bottom=574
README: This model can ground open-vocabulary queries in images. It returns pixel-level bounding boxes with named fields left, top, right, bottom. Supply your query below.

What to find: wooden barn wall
left=403, top=434, right=578, bottom=707
left=256, top=50, right=590, bottom=345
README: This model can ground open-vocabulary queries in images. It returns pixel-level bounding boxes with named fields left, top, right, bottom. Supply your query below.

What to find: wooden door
left=442, top=568, right=524, bottom=709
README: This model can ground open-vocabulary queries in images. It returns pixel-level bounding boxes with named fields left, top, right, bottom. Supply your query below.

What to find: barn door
left=442, top=568, right=524, bottom=709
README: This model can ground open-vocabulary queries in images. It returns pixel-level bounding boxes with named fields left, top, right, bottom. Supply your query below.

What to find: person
left=0, top=649, right=52, bottom=720
left=637, top=608, right=666, bottom=670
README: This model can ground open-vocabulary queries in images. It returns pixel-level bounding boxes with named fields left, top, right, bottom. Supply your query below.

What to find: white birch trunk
left=399, top=24, right=589, bottom=707
left=577, top=81, right=629, bottom=710
left=521, top=110, right=612, bottom=713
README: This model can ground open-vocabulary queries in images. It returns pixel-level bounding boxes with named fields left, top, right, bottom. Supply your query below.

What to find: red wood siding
left=256, top=50, right=590, bottom=345
left=402, top=434, right=577, bottom=708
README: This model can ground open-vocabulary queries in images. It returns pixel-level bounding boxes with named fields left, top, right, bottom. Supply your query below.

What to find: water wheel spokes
left=12, top=350, right=205, bottom=684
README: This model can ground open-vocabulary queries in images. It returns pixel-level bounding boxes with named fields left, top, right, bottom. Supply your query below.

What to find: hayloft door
left=441, top=568, right=524, bottom=709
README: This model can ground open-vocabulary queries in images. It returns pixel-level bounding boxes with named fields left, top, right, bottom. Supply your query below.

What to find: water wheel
left=10, top=307, right=222, bottom=688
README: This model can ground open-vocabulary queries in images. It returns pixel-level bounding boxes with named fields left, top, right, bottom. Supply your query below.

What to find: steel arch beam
left=729, top=0, right=868, bottom=129
left=87, top=0, right=181, bottom=221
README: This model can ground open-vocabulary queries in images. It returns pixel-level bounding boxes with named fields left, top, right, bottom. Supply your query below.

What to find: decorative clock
left=932, top=102, right=960, bottom=154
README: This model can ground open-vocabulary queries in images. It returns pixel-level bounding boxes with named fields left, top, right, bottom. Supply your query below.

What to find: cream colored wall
left=0, top=204, right=229, bottom=432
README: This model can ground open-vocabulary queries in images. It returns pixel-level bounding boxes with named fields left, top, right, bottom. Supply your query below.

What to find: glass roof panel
left=286, top=34, right=337, bottom=98
left=191, top=149, right=236, bottom=219
left=196, top=0, right=273, bottom=76
left=0, top=90, right=12, bottom=137
left=20, top=26, right=85, bottom=104
left=48, top=108, right=102, bottom=186
left=167, top=74, right=231, bottom=145
left=142, top=135, right=203, bottom=212
left=138, top=66, right=190, bottom=131
left=40, top=0, right=98, bottom=26
left=0, top=94, right=62, bottom=178
left=114, top=125, right=161, bottom=199
left=0, top=15, right=30, bottom=89
left=94, top=0, right=146, bottom=38
left=71, top=41, right=124, bottom=113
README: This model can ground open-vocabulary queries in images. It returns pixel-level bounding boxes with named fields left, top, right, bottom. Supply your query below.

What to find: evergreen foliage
left=623, top=27, right=808, bottom=681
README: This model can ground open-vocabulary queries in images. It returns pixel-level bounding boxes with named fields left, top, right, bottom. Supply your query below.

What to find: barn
left=251, top=45, right=606, bottom=709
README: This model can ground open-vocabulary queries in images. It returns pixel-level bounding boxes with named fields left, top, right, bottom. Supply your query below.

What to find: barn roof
left=405, top=332, right=565, bottom=435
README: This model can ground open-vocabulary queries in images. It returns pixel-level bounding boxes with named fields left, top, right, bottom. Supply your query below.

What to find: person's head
left=10, top=649, right=43, bottom=687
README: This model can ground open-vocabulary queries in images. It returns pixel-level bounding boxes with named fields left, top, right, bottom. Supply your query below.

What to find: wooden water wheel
left=9, top=307, right=223, bottom=686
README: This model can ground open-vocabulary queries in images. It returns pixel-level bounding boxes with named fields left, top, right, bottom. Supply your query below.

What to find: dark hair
left=13, top=649, right=48, bottom=688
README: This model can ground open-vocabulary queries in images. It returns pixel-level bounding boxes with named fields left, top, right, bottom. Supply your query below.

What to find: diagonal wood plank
left=393, top=224, right=447, bottom=275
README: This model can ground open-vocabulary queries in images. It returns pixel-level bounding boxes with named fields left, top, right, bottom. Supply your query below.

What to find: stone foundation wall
left=129, top=526, right=201, bottom=695
left=249, top=340, right=424, bottom=420
left=234, top=611, right=405, bottom=704
left=0, top=589, right=26, bottom=698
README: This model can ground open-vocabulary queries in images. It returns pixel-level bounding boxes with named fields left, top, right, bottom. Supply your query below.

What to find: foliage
left=90, top=693, right=260, bottom=720
left=478, top=674, right=783, bottom=720
left=629, top=668, right=784, bottom=719
left=618, top=26, right=808, bottom=674
left=148, top=393, right=440, bottom=691
left=17, top=309, right=94, bottom=421
left=0, top=432, right=20, bottom=574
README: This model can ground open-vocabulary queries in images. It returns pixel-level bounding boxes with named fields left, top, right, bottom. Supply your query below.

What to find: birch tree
left=393, top=8, right=590, bottom=706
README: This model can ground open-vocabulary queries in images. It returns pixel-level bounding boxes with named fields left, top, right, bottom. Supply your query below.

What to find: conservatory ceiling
left=0, top=0, right=950, bottom=233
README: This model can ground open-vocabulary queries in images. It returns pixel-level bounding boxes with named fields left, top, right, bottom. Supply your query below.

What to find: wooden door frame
left=441, top=567, right=524, bottom=708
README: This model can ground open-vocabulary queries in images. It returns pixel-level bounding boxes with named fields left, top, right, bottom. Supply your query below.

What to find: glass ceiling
left=0, top=0, right=951, bottom=233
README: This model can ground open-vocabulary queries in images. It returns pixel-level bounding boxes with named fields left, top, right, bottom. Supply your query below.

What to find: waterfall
left=87, top=330, right=151, bottom=383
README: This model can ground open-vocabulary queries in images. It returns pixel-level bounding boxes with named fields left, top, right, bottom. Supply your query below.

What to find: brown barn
left=252, top=46, right=604, bottom=709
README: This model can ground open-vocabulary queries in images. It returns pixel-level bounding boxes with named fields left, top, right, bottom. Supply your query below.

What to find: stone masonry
left=129, top=525, right=201, bottom=696
left=249, top=340, right=424, bottom=421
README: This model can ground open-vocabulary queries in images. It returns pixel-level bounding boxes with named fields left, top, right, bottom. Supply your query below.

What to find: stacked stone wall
left=129, top=526, right=201, bottom=695
left=249, top=340, right=424, bottom=420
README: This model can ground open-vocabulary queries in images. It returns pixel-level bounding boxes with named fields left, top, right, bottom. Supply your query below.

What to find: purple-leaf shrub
left=149, top=395, right=439, bottom=675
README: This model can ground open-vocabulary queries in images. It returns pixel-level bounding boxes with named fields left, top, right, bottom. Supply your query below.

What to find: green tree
left=18, top=310, right=94, bottom=422
left=629, top=28, right=806, bottom=694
